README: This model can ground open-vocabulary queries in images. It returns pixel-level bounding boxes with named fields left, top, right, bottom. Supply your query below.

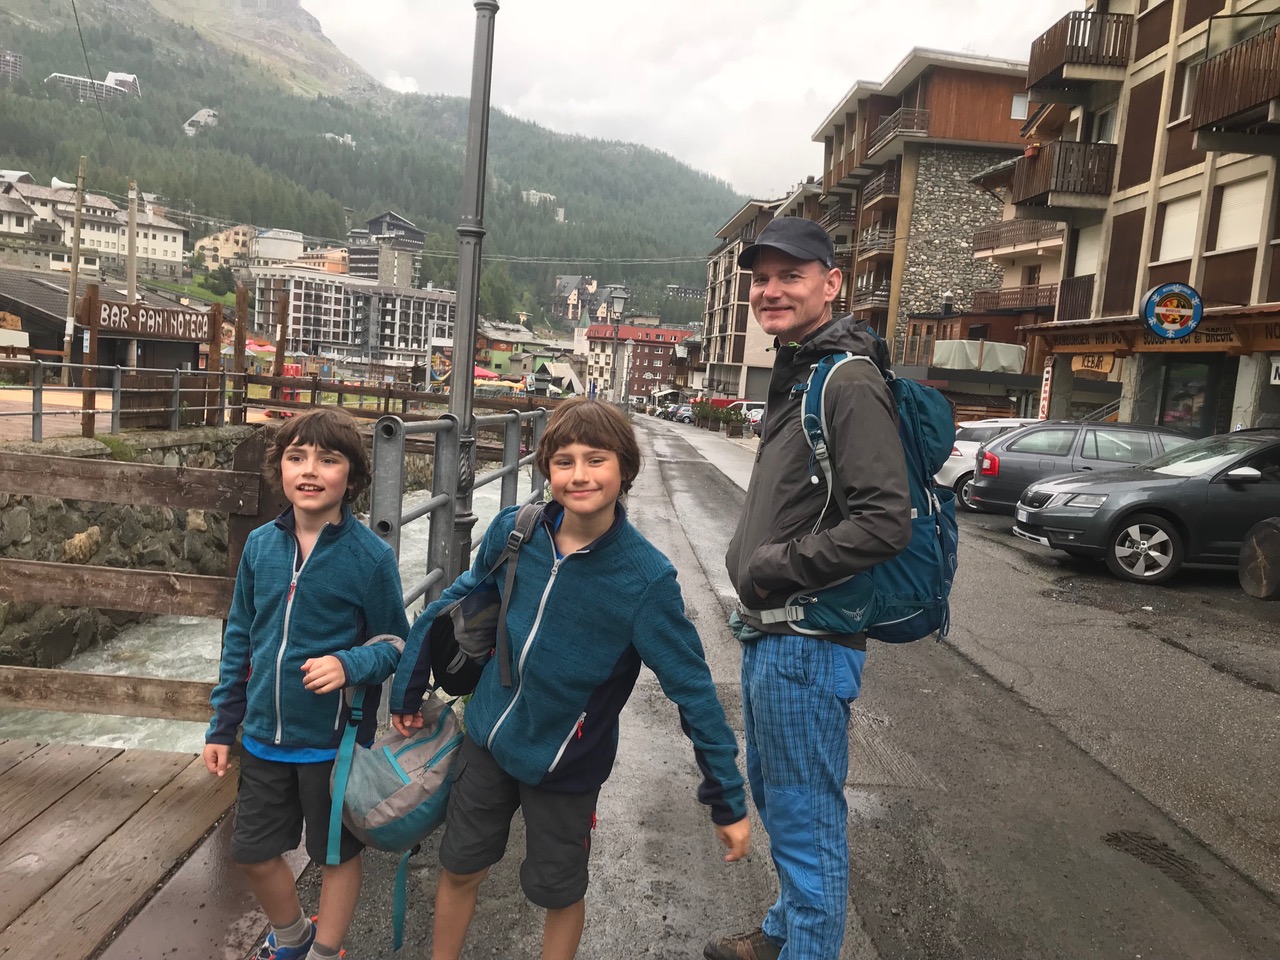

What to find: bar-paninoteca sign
left=96, top=299, right=210, bottom=342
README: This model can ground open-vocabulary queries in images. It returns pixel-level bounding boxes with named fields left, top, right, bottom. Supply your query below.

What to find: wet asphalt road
left=318, top=417, right=1280, bottom=959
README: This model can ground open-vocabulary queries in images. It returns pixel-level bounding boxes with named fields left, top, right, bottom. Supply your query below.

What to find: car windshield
left=1140, top=434, right=1268, bottom=477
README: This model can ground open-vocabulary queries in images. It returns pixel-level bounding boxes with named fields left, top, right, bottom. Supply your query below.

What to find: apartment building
left=44, top=71, right=140, bottom=103
left=1014, top=0, right=1280, bottom=432
left=0, top=50, right=22, bottom=84
left=250, top=228, right=305, bottom=265
left=252, top=267, right=456, bottom=367
left=812, top=49, right=1032, bottom=359
left=702, top=199, right=781, bottom=400
left=583, top=322, right=695, bottom=402
left=194, top=225, right=254, bottom=266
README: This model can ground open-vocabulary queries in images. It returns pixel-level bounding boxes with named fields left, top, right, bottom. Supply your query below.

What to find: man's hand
left=392, top=712, right=424, bottom=738
left=301, top=655, right=346, bottom=694
left=715, top=816, right=751, bottom=862
left=202, top=743, right=230, bottom=777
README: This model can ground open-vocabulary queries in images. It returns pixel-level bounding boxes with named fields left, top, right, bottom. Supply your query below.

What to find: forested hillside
left=0, top=3, right=744, bottom=323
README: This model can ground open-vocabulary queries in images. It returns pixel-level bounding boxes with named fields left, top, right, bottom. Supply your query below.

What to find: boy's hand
left=392, top=712, right=424, bottom=737
left=203, top=743, right=230, bottom=777
left=301, top=655, right=346, bottom=694
left=715, top=816, right=751, bottom=862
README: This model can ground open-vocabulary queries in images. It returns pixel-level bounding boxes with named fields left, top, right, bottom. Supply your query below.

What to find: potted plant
left=724, top=406, right=748, bottom=438
left=707, top=404, right=724, bottom=432
left=691, top=400, right=711, bottom=428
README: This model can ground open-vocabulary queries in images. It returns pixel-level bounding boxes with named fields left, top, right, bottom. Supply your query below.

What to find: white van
left=725, top=400, right=766, bottom=415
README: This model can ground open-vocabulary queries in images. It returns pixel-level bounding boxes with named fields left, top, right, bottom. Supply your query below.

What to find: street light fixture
left=609, top=287, right=628, bottom=404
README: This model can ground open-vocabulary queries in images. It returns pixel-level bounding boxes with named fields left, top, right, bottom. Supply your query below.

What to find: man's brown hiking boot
left=703, top=928, right=782, bottom=960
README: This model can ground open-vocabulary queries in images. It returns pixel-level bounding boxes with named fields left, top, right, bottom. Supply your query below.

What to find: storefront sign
left=1038, top=356, right=1054, bottom=419
left=1071, top=353, right=1114, bottom=374
left=96, top=300, right=210, bottom=342
left=1142, top=283, right=1203, bottom=340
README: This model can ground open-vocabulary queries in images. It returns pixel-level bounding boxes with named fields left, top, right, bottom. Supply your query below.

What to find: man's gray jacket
left=725, top=314, right=911, bottom=638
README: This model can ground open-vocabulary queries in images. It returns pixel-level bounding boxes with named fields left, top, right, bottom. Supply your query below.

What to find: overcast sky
left=300, top=0, right=1081, bottom=197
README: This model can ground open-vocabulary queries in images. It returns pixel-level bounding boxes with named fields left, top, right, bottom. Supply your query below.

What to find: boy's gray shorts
left=440, top=734, right=599, bottom=909
left=230, top=750, right=363, bottom=865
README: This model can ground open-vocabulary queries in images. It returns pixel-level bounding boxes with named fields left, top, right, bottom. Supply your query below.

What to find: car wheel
left=1105, top=513, right=1184, bottom=584
left=954, top=473, right=978, bottom=511
left=680, top=415, right=692, bottom=423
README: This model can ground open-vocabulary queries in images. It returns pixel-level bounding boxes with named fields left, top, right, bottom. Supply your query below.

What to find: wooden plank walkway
left=0, top=739, right=237, bottom=960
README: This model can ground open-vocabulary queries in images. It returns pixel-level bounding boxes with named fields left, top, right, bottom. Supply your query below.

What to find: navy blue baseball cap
left=738, top=217, right=836, bottom=270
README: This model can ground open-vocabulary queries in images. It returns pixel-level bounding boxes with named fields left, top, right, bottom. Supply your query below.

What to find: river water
left=0, top=471, right=533, bottom=751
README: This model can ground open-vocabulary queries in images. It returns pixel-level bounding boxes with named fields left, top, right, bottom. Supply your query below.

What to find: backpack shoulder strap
left=495, top=501, right=543, bottom=687
left=800, top=352, right=880, bottom=525
left=328, top=685, right=366, bottom=866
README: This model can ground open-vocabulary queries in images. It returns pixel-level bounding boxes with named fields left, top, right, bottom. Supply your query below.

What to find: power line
left=69, top=0, right=115, bottom=161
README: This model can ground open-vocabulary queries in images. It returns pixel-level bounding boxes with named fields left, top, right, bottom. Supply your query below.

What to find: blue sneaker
left=251, top=917, right=315, bottom=960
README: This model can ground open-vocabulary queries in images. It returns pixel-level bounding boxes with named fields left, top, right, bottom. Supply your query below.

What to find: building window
left=14, top=216, right=23, bottom=228
left=1011, top=93, right=1029, bottom=121
left=1153, top=194, right=1198, bottom=262
left=1211, top=176, right=1267, bottom=251
left=1092, top=105, right=1118, bottom=144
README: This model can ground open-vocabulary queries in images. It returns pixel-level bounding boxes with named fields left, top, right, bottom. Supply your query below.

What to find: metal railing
left=851, top=283, right=891, bottom=308
left=858, top=228, right=896, bottom=257
left=1191, top=19, right=1280, bottom=131
left=861, top=169, right=901, bottom=207
left=1027, top=10, right=1133, bottom=90
left=971, top=283, right=1059, bottom=312
left=1057, top=274, right=1096, bottom=322
left=1012, top=141, right=1116, bottom=205
left=0, top=359, right=239, bottom=442
left=818, top=207, right=856, bottom=231
left=972, top=219, right=1064, bottom=252
left=369, top=408, right=549, bottom=609
left=867, top=108, right=929, bottom=156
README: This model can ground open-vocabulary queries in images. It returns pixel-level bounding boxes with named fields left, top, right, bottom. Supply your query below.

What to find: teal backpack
left=329, top=679, right=462, bottom=949
left=758, top=349, right=959, bottom=642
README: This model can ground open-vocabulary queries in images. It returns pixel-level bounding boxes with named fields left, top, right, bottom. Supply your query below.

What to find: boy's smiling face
left=548, top=442, right=622, bottom=527
left=280, top=442, right=351, bottom=525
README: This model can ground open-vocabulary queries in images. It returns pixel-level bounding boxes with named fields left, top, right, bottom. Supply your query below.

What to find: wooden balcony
left=1027, top=11, right=1133, bottom=102
left=972, top=219, right=1064, bottom=254
left=1056, top=274, right=1095, bottom=322
left=1011, top=141, right=1115, bottom=210
left=857, top=229, right=896, bottom=261
left=971, top=282, right=1058, bottom=313
left=861, top=170, right=901, bottom=211
left=1190, top=21, right=1280, bottom=154
left=866, top=108, right=930, bottom=157
left=818, top=207, right=857, bottom=231
left=851, top=283, right=891, bottom=309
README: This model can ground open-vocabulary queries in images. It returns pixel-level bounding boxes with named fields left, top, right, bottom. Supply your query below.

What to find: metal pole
left=170, top=369, right=182, bottom=431
left=501, top=409, right=520, bottom=508
left=431, top=414, right=461, bottom=589
left=111, top=366, right=121, bottom=435
left=448, top=0, right=499, bottom=570
left=61, top=155, right=87, bottom=386
left=126, top=179, right=138, bottom=368
left=370, top=415, right=407, bottom=557
left=32, top=361, right=43, bottom=443
left=530, top=409, right=547, bottom=498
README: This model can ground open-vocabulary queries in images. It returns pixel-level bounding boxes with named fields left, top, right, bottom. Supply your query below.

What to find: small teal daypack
left=757, top=349, right=959, bottom=642
left=329, top=679, right=462, bottom=949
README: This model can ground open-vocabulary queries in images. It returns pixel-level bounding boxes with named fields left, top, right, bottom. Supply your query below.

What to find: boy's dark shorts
left=440, top=734, right=598, bottom=910
left=230, top=750, right=363, bottom=865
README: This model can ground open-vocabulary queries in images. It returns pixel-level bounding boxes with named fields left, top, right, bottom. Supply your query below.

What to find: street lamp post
left=609, top=287, right=627, bottom=404
left=448, top=0, right=499, bottom=578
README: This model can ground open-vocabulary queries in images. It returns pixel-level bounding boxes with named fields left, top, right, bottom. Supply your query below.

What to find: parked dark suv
left=968, top=421, right=1194, bottom=515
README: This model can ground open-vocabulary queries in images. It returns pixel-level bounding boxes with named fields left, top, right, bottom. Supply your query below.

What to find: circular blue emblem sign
left=1142, top=283, right=1203, bottom=340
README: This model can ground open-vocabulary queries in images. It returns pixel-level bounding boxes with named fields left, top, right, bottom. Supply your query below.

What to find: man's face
left=748, top=248, right=842, bottom=342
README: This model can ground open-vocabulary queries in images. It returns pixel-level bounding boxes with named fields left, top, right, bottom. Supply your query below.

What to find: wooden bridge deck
left=0, top=738, right=238, bottom=960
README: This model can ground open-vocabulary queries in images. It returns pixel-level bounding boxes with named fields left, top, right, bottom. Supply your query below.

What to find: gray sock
left=308, top=944, right=341, bottom=960
left=272, top=913, right=311, bottom=948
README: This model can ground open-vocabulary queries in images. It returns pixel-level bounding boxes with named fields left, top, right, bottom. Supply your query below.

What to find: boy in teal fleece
left=204, top=409, right=409, bottom=960
left=392, top=397, right=749, bottom=960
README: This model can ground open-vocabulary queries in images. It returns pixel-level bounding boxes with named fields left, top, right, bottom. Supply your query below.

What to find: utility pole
left=448, top=0, right=499, bottom=577
left=61, top=155, right=87, bottom=386
left=126, top=179, right=138, bottom=368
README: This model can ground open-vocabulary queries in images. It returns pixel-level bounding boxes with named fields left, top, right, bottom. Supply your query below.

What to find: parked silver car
left=934, top=418, right=1039, bottom=511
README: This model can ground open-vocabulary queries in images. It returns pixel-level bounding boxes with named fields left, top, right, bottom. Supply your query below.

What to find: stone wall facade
left=897, top=145, right=1015, bottom=339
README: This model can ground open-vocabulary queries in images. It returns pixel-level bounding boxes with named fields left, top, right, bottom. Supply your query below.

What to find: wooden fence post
left=205, top=303, right=223, bottom=427
left=232, top=286, right=247, bottom=426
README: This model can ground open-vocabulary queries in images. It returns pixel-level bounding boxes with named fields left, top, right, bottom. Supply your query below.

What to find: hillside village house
left=583, top=322, right=696, bottom=403
left=551, top=275, right=599, bottom=324
left=194, top=224, right=254, bottom=266
left=0, top=173, right=185, bottom=277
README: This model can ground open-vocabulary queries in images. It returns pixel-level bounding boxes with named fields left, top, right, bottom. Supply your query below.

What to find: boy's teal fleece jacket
left=207, top=505, right=410, bottom=749
left=392, top=502, right=747, bottom=826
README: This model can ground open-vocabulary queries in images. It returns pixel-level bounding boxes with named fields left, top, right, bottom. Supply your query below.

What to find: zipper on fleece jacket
left=485, top=554, right=567, bottom=751
left=548, top=712, right=587, bottom=773
left=273, top=527, right=323, bottom=744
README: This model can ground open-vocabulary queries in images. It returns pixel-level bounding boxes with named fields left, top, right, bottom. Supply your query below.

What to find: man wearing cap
left=707, top=218, right=910, bottom=960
